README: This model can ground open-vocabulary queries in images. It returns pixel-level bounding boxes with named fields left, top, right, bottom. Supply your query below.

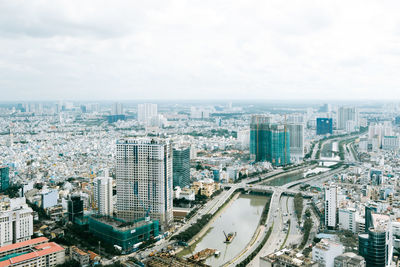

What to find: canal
left=179, top=194, right=269, bottom=266
left=262, top=171, right=304, bottom=186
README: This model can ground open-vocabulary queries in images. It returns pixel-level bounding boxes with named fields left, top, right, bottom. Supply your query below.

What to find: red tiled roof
left=0, top=242, right=64, bottom=267
left=0, top=237, right=48, bottom=254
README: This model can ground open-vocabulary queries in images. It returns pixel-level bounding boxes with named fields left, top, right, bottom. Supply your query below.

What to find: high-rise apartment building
left=338, top=107, right=358, bottom=131
left=93, top=176, right=113, bottom=216
left=172, top=146, right=191, bottom=188
left=138, top=103, right=158, bottom=124
left=325, top=184, right=337, bottom=229
left=316, top=118, right=333, bottom=135
left=112, top=102, right=123, bottom=115
left=0, top=198, right=33, bottom=246
left=250, top=115, right=290, bottom=166
left=286, top=123, right=304, bottom=162
left=0, top=166, right=10, bottom=192
left=116, top=139, right=173, bottom=228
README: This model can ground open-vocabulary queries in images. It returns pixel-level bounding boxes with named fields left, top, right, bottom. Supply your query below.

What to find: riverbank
left=175, top=192, right=240, bottom=255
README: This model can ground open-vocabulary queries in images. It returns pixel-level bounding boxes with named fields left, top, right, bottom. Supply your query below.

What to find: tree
left=293, top=193, right=303, bottom=224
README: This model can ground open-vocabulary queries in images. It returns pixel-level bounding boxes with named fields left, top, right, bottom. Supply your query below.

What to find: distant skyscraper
left=286, top=124, right=304, bottom=162
left=0, top=166, right=9, bottom=192
left=116, top=139, right=173, bottom=228
left=338, top=107, right=358, bottom=131
left=324, top=184, right=337, bottom=229
left=112, top=102, right=123, bottom=115
left=250, top=115, right=290, bottom=166
left=138, top=103, right=158, bottom=124
left=94, top=176, right=113, bottom=216
left=316, top=118, right=333, bottom=135
left=173, top=146, right=191, bottom=188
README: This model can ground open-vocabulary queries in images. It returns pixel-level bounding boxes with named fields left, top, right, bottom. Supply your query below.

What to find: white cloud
left=1, top=0, right=400, bottom=100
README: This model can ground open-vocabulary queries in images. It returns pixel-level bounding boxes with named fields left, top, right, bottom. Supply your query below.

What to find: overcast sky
left=1, top=1, right=400, bottom=101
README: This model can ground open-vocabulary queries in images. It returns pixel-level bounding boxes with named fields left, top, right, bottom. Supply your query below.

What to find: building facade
left=250, top=115, right=290, bottom=166
left=0, top=199, right=33, bottom=246
left=172, top=146, right=191, bottom=188
left=116, top=139, right=173, bottom=228
left=67, top=195, right=84, bottom=223
left=0, top=166, right=9, bottom=192
left=286, top=123, right=304, bottom=162
left=0, top=237, right=65, bottom=267
left=317, top=118, right=333, bottom=135
left=338, top=107, right=358, bottom=131
left=325, top=184, right=337, bottom=229
left=312, top=239, right=344, bottom=267
left=138, top=103, right=158, bottom=124
left=93, top=176, right=113, bottom=216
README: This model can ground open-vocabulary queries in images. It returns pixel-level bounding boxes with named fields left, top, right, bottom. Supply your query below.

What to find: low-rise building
left=312, top=239, right=344, bottom=267
left=0, top=237, right=65, bottom=267
left=71, top=246, right=90, bottom=267
left=260, top=249, right=318, bottom=267
left=334, top=252, right=365, bottom=267
left=192, top=179, right=220, bottom=197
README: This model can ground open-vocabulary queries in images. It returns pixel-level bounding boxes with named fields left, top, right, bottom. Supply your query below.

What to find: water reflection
left=262, top=172, right=304, bottom=186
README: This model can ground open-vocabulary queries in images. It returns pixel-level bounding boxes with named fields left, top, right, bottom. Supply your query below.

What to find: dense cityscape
left=0, top=101, right=399, bottom=267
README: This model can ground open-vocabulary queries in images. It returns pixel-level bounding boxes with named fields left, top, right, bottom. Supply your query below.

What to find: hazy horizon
left=1, top=1, right=400, bottom=101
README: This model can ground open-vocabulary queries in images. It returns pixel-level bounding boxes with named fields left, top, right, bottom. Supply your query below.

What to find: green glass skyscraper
left=0, top=166, right=9, bottom=192
left=173, top=146, right=191, bottom=188
left=250, top=115, right=290, bottom=166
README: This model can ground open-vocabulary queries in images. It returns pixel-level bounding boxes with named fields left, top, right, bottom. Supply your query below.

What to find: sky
left=1, top=0, right=400, bottom=101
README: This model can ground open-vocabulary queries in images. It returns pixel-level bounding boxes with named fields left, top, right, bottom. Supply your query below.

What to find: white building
left=138, top=103, right=158, bottom=124
left=93, top=176, right=113, bottom=216
left=312, top=239, right=344, bottom=267
left=0, top=197, right=33, bottom=246
left=112, top=102, right=123, bottom=115
left=325, top=184, right=337, bottom=228
left=382, top=136, right=399, bottom=151
left=116, top=139, right=173, bottom=228
left=286, top=123, right=304, bottom=162
left=338, top=208, right=356, bottom=233
left=337, top=106, right=358, bottom=131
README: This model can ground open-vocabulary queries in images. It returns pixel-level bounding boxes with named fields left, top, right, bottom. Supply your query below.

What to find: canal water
left=262, top=171, right=304, bottom=186
left=179, top=194, right=269, bottom=266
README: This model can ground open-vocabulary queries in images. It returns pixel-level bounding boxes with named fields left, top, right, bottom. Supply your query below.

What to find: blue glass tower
left=316, top=118, right=333, bottom=135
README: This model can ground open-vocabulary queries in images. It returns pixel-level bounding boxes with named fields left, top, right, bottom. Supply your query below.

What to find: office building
left=250, top=115, right=290, bottom=166
left=138, top=103, right=158, bottom=124
left=338, top=107, right=358, bottom=131
left=0, top=198, right=33, bottom=246
left=67, top=195, right=84, bottom=223
left=334, top=252, right=366, bottom=267
left=338, top=208, right=356, bottom=233
left=93, top=176, right=113, bottom=216
left=325, top=184, right=337, bottom=229
left=286, top=123, right=304, bottom=162
left=312, top=239, right=344, bottom=267
left=0, top=237, right=65, bottom=267
left=0, top=166, right=9, bottom=192
left=317, top=118, right=333, bottom=135
left=41, top=189, right=58, bottom=209
left=172, top=146, right=191, bottom=188
left=116, top=139, right=173, bottom=228
left=358, top=214, right=392, bottom=267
